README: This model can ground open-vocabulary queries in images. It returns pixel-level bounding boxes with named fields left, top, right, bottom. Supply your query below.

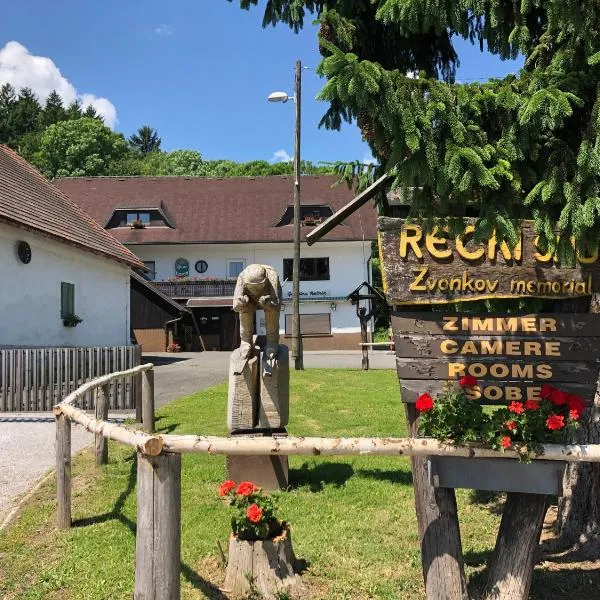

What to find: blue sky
left=0, top=1, right=523, bottom=165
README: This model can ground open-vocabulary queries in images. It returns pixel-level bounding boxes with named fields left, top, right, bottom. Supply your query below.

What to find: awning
left=187, top=297, right=234, bottom=308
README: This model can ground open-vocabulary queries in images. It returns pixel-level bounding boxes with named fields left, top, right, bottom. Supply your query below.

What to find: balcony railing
left=153, top=280, right=236, bottom=298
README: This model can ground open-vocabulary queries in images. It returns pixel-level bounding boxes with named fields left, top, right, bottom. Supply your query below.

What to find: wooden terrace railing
left=53, top=366, right=600, bottom=600
left=152, top=280, right=236, bottom=298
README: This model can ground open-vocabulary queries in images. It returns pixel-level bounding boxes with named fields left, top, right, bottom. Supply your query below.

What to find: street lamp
left=268, top=60, right=304, bottom=370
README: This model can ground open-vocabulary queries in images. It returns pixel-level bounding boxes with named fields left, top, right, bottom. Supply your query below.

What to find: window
left=285, top=313, right=331, bottom=336
left=143, top=261, right=156, bottom=281
left=283, top=258, right=330, bottom=281
left=227, top=260, right=246, bottom=278
left=61, top=282, right=75, bottom=318
left=276, top=205, right=334, bottom=227
left=126, top=212, right=150, bottom=225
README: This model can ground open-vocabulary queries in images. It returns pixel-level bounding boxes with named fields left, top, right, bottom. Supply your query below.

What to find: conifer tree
left=0, top=83, right=17, bottom=144
left=128, top=125, right=162, bottom=154
left=65, top=100, right=83, bottom=120
left=39, top=90, right=67, bottom=129
left=82, top=104, right=104, bottom=122
left=232, top=0, right=600, bottom=548
left=11, top=87, right=41, bottom=143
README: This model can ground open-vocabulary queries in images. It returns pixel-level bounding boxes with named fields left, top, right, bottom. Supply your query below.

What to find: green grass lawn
left=0, top=370, right=519, bottom=599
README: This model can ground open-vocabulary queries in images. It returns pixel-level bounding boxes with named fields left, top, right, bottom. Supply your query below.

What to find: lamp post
left=268, top=60, right=304, bottom=370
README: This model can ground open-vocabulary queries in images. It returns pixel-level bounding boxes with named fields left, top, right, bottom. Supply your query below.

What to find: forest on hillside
left=0, top=84, right=335, bottom=179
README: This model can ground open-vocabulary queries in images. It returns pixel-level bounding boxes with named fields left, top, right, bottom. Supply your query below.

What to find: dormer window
left=105, top=208, right=173, bottom=229
left=276, top=205, right=334, bottom=227
left=127, top=212, right=150, bottom=227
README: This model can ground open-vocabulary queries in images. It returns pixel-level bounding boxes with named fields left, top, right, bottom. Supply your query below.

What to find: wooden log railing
left=53, top=366, right=600, bottom=600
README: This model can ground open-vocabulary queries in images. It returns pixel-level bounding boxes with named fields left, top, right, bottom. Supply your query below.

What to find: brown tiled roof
left=54, top=175, right=378, bottom=245
left=0, top=146, right=143, bottom=268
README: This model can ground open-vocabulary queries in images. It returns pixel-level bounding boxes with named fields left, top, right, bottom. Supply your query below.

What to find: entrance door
left=220, top=312, right=240, bottom=351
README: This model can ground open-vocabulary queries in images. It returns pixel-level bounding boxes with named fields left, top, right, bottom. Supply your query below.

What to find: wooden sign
left=393, top=313, right=600, bottom=405
left=378, top=217, right=600, bottom=305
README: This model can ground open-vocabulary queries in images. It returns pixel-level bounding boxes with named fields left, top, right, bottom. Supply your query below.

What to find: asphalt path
left=0, top=350, right=394, bottom=524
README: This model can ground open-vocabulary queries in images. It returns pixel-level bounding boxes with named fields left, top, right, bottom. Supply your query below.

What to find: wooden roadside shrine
left=307, top=185, right=600, bottom=600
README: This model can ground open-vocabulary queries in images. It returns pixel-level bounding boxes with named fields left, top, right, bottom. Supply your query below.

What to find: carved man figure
left=233, top=264, right=282, bottom=362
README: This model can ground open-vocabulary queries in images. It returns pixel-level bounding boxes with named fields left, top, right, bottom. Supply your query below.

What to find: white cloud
left=271, top=149, right=292, bottom=163
left=363, top=153, right=377, bottom=165
left=0, top=41, right=118, bottom=128
left=155, top=24, right=173, bottom=36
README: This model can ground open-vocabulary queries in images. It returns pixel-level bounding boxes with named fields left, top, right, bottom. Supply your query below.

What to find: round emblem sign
left=175, top=258, right=189, bottom=278
left=17, top=241, right=32, bottom=264
left=195, top=260, right=208, bottom=274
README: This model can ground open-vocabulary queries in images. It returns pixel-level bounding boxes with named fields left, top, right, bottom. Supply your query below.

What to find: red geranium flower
left=540, top=384, right=554, bottom=400
left=416, top=393, right=434, bottom=413
left=508, top=401, right=525, bottom=415
left=218, top=480, right=236, bottom=497
left=567, top=394, right=586, bottom=415
left=459, top=375, right=478, bottom=388
left=525, top=399, right=540, bottom=411
left=505, top=420, right=517, bottom=432
left=550, top=388, right=569, bottom=406
left=569, top=409, right=581, bottom=421
left=236, top=481, right=258, bottom=496
left=546, top=414, right=565, bottom=431
left=501, top=436, right=512, bottom=448
left=246, top=503, right=263, bottom=524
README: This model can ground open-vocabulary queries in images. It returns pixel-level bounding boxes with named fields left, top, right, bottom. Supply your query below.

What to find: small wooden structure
left=347, top=281, right=386, bottom=370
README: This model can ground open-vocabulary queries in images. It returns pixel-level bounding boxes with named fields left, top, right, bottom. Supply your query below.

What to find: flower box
left=427, top=456, right=566, bottom=495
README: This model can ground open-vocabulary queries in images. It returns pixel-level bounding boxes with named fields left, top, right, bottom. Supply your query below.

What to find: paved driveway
left=0, top=350, right=394, bottom=525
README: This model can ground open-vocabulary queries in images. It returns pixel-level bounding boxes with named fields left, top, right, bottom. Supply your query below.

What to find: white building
left=56, top=175, right=377, bottom=351
left=0, top=145, right=143, bottom=348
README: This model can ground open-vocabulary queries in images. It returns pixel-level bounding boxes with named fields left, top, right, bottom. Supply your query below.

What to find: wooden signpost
left=378, top=217, right=600, bottom=600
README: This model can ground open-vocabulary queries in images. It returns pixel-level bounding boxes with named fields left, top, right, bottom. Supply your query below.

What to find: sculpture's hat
left=243, top=265, right=268, bottom=289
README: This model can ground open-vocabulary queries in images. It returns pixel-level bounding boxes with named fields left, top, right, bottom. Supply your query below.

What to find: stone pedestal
left=227, top=353, right=259, bottom=432
left=227, top=430, right=289, bottom=490
left=259, top=345, right=289, bottom=429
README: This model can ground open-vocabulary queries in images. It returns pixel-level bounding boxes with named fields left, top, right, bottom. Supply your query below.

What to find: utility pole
left=292, top=59, right=304, bottom=370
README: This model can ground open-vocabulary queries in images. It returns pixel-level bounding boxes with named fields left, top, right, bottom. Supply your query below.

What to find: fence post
left=142, top=369, right=155, bottom=433
left=95, top=384, right=110, bottom=466
left=135, top=451, right=181, bottom=600
left=55, top=412, right=71, bottom=529
left=134, top=345, right=143, bottom=422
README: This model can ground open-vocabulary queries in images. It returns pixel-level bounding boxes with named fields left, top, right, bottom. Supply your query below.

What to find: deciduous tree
left=39, top=117, right=128, bottom=178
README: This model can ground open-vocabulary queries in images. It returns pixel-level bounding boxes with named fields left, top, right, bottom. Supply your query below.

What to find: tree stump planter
left=223, top=525, right=301, bottom=599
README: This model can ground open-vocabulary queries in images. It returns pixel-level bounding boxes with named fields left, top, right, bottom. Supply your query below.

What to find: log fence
left=53, top=365, right=600, bottom=600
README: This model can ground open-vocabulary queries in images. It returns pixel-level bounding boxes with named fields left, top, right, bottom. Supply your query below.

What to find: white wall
left=131, top=240, right=372, bottom=335
left=0, top=223, right=131, bottom=347
left=132, top=240, right=371, bottom=299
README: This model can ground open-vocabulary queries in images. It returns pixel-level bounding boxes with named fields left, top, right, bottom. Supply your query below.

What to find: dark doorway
left=220, top=312, right=239, bottom=351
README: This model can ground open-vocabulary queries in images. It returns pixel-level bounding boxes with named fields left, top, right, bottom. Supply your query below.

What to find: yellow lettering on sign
left=443, top=317, right=459, bottom=331
left=490, top=363, right=510, bottom=378
left=400, top=225, right=423, bottom=258
left=497, top=318, right=518, bottom=332
left=409, top=267, right=429, bottom=291
left=488, top=232, right=522, bottom=261
left=425, top=229, right=452, bottom=259
left=521, top=317, right=537, bottom=332
left=480, top=340, right=502, bottom=355
left=505, top=341, right=521, bottom=355
left=448, top=363, right=466, bottom=377
left=460, top=341, right=478, bottom=354
left=523, top=341, right=542, bottom=356
left=513, top=364, right=534, bottom=378
left=472, top=318, right=493, bottom=332
left=533, top=236, right=554, bottom=263
left=545, top=341, right=561, bottom=357
left=539, top=318, right=557, bottom=332
left=440, top=339, right=459, bottom=354
left=536, top=364, right=553, bottom=379
left=505, top=387, right=523, bottom=401
left=455, top=225, right=484, bottom=261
